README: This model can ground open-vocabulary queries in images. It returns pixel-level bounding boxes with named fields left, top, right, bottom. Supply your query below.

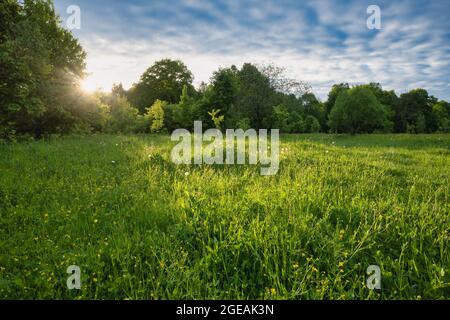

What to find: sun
left=81, top=77, right=100, bottom=93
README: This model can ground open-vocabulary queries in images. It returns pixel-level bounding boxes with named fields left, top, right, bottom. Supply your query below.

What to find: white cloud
left=58, top=0, right=450, bottom=101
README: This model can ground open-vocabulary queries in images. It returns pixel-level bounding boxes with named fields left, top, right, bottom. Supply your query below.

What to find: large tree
left=328, top=86, right=391, bottom=134
left=128, top=59, right=194, bottom=113
left=324, top=83, right=350, bottom=116
left=396, top=89, right=437, bottom=133
left=236, top=63, right=274, bottom=129
left=432, top=100, right=450, bottom=133
left=0, top=0, right=87, bottom=137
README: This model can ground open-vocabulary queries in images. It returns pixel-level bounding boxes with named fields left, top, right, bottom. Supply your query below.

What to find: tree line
left=1, top=0, right=449, bottom=141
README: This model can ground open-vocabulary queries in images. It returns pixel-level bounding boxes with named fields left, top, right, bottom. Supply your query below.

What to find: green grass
left=0, top=134, right=449, bottom=300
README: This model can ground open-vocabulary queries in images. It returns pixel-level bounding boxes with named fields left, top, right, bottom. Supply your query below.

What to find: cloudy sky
left=54, top=0, right=450, bottom=101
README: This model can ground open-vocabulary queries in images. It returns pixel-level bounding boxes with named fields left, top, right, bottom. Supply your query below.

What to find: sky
left=54, top=0, right=450, bottom=101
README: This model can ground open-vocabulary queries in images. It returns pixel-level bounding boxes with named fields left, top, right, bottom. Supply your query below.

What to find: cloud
left=54, top=0, right=450, bottom=100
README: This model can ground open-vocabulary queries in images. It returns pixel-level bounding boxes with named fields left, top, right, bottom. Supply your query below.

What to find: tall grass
left=0, top=134, right=448, bottom=299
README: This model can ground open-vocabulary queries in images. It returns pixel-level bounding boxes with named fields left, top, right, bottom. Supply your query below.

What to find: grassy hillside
left=0, top=134, right=449, bottom=299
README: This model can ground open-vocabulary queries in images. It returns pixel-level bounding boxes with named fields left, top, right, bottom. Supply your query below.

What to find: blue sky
left=54, top=0, right=450, bottom=101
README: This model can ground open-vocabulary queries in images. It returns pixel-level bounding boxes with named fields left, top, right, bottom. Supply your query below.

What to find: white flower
left=111, top=161, right=116, bottom=164
left=185, top=172, right=190, bottom=176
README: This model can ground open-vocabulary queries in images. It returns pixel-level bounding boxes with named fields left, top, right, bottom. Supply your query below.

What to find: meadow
left=0, top=134, right=448, bottom=300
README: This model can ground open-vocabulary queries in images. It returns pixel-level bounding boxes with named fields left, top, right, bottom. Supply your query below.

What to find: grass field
left=0, top=134, right=449, bottom=300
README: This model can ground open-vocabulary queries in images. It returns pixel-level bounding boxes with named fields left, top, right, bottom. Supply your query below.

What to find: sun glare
left=81, top=77, right=100, bottom=93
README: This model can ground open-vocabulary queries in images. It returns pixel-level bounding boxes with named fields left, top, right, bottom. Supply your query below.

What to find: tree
left=0, top=0, right=87, bottom=138
left=111, top=83, right=126, bottom=97
left=209, top=67, right=239, bottom=128
left=149, top=100, right=166, bottom=133
left=396, top=89, right=437, bottom=133
left=129, top=59, right=194, bottom=113
left=324, top=83, right=350, bottom=117
left=272, top=104, right=291, bottom=133
left=208, top=109, right=225, bottom=130
left=303, top=115, right=321, bottom=133
left=432, top=101, right=450, bottom=133
left=258, top=63, right=310, bottom=97
left=328, top=86, right=390, bottom=134
left=107, top=95, right=139, bottom=133
left=237, top=63, right=274, bottom=129
left=302, top=93, right=326, bottom=130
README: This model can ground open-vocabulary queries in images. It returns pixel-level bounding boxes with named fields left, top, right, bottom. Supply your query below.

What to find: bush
left=107, top=96, right=140, bottom=133
left=148, top=100, right=166, bottom=133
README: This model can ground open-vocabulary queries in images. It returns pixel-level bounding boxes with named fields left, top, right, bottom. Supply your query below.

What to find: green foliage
left=208, top=109, right=225, bottom=130
left=0, top=0, right=87, bottom=138
left=128, top=59, right=194, bottom=113
left=235, top=118, right=252, bottom=131
left=396, top=89, right=437, bottom=133
left=303, top=115, right=321, bottom=133
left=149, top=100, right=166, bottom=133
left=107, top=95, right=139, bottom=133
left=236, top=63, right=274, bottom=129
left=328, top=86, right=391, bottom=134
left=272, top=104, right=291, bottom=133
left=432, top=101, right=450, bottom=133
left=324, top=83, right=350, bottom=116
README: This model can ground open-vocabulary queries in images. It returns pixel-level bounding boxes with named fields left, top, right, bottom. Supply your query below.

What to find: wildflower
left=311, top=266, right=318, bottom=273
left=185, top=171, right=190, bottom=176
left=339, top=229, right=345, bottom=240
left=111, top=160, right=116, bottom=164
left=293, top=263, right=299, bottom=269
left=94, top=219, right=98, bottom=224
left=270, top=288, right=276, bottom=295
